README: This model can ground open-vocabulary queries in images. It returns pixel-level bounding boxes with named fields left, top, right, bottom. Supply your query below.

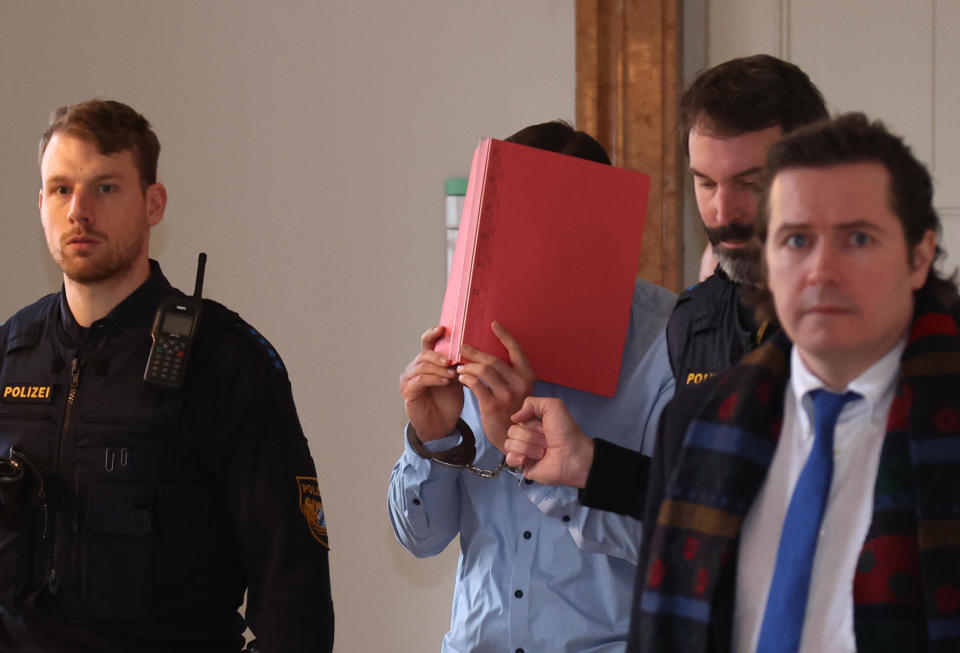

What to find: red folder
left=436, top=138, right=650, bottom=397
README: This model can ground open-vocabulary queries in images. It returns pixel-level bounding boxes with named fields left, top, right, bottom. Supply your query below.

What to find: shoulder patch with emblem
left=297, top=476, right=329, bottom=549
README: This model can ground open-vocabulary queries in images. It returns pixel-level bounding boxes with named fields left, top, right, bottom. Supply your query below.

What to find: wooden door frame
left=576, top=0, right=682, bottom=292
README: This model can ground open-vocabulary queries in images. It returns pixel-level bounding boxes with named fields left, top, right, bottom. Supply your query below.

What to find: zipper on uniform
left=47, top=356, right=81, bottom=595
left=61, top=358, right=81, bottom=439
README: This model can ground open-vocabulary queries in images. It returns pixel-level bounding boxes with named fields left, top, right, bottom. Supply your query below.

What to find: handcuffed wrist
left=407, top=419, right=477, bottom=466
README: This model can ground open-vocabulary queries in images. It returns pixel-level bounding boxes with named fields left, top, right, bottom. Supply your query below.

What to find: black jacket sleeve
left=195, top=324, right=334, bottom=653
left=578, top=438, right=650, bottom=519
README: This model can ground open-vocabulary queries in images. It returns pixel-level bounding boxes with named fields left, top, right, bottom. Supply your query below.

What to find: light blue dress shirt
left=388, top=278, right=676, bottom=652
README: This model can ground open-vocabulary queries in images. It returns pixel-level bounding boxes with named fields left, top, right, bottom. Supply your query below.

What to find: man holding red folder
left=389, top=121, right=677, bottom=652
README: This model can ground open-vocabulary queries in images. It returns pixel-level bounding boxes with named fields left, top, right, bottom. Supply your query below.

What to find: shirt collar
left=789, top=337, right=905, bottom=433
left=59, top=260, right=174, bottom=346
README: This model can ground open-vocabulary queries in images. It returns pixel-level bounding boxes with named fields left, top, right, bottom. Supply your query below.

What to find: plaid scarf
left=636, top=300, right=960, bottom=652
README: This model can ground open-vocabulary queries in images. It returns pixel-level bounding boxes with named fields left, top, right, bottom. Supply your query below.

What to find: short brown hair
left=679, top=55, right=827, bottom=156
left=757, top=112, right=958, bottom=308
left=39, top=99, right=160, bottom=189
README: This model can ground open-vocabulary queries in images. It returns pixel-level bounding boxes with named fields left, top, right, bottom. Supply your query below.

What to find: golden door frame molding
left=576, top=0, right=682, bottom=292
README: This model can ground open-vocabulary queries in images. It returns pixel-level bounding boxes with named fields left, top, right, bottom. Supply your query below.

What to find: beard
left=50, top=226, right=148, bottom=285
left=715, top=246, right=764, bottom=286
left=703, top=223, right=764, bottom=286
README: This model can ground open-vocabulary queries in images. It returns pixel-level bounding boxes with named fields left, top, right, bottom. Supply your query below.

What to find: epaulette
left=230, top=321, right=289, bottom=379
left=192, top=299, right=289, bottom=381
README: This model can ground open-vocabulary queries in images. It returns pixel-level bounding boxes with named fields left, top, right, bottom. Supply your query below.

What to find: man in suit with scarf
left=505, top=113, right=960, bottom=652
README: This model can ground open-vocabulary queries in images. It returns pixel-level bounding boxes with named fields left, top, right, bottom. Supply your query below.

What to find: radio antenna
left=193, top=253, right=207, bottom=298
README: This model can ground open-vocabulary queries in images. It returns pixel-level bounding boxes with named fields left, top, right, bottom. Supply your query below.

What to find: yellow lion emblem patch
left=297, top=476, right=329, bottom=549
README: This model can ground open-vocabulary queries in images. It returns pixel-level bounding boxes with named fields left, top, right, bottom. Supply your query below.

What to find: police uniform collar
left=712, top=265, right=734, bottom=284
left=59, top=260, right=175, bottom=345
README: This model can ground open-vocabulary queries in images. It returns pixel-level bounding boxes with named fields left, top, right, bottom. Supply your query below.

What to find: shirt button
left=524, top=478, right=533, bottom=485
left=516, top=649, right=524, bottom=653
left=412, top=498, right=421, bottom=505
left=514, top=589, right=523, bottom=599
left=562, top=515, right=571, bottom=522
left=523, top=531, right=532, bottom=539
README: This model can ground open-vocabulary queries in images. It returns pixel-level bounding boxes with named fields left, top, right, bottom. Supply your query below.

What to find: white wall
left=696, top=0, right=960, bottom=277
left=0, top=2, right=575, bottom=650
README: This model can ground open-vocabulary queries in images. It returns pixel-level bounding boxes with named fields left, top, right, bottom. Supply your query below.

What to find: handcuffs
left=407, top=418, right=510, bottom=479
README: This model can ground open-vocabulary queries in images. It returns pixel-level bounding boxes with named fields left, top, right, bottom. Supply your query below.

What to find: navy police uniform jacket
left=0, top=261, right=333, bottom=652
left=666, top=267, right=771, bottom=389
left=582, top=267, right=775, bottom=554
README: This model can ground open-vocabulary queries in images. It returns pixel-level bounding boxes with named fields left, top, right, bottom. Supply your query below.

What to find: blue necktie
left=756, top=389, right=861, bottom=653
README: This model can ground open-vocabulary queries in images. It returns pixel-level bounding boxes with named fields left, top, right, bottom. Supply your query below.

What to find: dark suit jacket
left=628, top=313, right=960, bottom=653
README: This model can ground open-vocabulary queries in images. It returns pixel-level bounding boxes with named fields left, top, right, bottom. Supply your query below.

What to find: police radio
left=144, top=253, right=206, bottom=388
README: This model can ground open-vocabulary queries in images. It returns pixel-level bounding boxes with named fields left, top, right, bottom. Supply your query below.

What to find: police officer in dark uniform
left=0, top=100, right=333, bottom=652
left=665, top=54, right=828, bottom=388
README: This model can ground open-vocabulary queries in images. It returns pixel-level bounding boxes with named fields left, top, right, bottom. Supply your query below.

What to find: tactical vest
left=666, top=271, right=770, bottom=388
left=0, top=295, right=244, bottom=624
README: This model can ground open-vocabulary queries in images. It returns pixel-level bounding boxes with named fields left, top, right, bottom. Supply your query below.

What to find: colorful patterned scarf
left=637, top=301, right=960, bottom=653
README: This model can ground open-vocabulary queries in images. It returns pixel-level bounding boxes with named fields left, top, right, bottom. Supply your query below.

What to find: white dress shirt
left=733, top=339, right=905, bottom=653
